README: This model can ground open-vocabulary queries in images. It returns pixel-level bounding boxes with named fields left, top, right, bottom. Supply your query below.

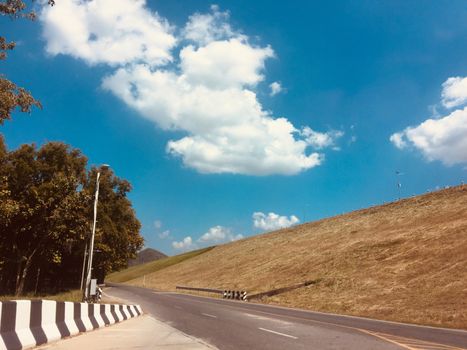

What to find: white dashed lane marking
left=258, top=327, right=298, bottom=340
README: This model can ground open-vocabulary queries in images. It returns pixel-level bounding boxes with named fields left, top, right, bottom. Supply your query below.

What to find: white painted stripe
left=41, top=300, right=61, bottom=342
left=114, top=304, right=124, bottom=322
left=64, top=302, right=79, bottom=336
left=15, top=301, right=36, bottom=349
left=258, top=327, right=298, bottom=339
left=121, top=305, right=131, bottom=319
left=105, top=304, right=116, bottom=324
left=129, top=305, right=135, bottom=318
left=93, top=304, right=105, bottom=327
left=201, top=313, right=217, bottom=318
left=137, top=305, right=143, bottom=315
left=131, top=305, right=139, bottom=317
left=80, top=303, right=93, bottom=331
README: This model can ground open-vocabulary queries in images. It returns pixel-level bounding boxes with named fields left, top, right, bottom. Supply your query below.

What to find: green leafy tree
left=0, top=0, right=55, bottom=123
left=0, top=141, right=143, bottom=295
left=0, top=142, right=88, bottom=295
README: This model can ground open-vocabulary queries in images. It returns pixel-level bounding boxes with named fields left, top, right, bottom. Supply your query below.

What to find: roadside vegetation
left=107, top=247, right=215, bottom=283
left=0, top=289, right=82, bottom=302
left=121, top=186, right=467, bottom=329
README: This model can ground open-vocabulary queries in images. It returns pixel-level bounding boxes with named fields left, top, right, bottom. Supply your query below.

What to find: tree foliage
left=0, top=138, right=144, bottom=295
left=0, top=0, right=56, bottom=124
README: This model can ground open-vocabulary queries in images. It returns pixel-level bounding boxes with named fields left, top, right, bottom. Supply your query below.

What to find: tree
left=0, top=141, right=143, bottom=295
left=0, top=0, right=55, bottom=124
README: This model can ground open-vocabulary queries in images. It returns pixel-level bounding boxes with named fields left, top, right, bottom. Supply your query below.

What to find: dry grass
left=0, top=289, right=83, bottom=302
left=107, top=246, right=215, bottom=283
left=124, top=186, right=467, bottom=329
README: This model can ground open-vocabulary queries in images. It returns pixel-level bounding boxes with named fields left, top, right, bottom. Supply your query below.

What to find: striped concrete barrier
left=175, top=285, right=248, bottom=301
left=223, top=290, right=248, bottom=301
left=0, top=300, right=142, bottom=350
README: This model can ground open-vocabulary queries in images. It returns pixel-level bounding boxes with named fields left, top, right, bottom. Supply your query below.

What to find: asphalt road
left=105, top=283, right=467, bottom=350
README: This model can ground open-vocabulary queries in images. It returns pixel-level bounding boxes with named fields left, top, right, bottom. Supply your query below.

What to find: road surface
left=105, top=283, right=467, bottom=350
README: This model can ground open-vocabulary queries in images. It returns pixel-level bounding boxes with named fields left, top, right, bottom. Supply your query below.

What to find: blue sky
left=2, top=0, right=467, bottom=254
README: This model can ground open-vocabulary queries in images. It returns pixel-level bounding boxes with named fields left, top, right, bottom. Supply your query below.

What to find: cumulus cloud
left=389, top=132, right=407, bottom=149
left=252, top=212, right=300, bottom=231
left=41, top=2, right=339, bottom=176
left=390, top=107, right=467, bottom=165
left=180, top=39, right=273, bottom=89
left=172, top=236, right=196, bottom=251
left=392, top=76, right=467, bottom=166
left=269, top=81, right=283, bottom=96
left=441, top=77, right=467, bottom=109
left=198, top=225, right=243, bottom=243
left=41, top=0, right=176, bottom=66
left=301, top=127, right=344, bottom=150
left=182, top=5, right=237, bottom=45
left=154, top=220, right=162, bottom=229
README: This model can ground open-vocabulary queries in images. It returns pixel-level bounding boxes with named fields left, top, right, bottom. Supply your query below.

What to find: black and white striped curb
left=0, top=300, right=142, bottom=350
left=223, top=290, right=248, bottom=301
left=175, top=286, right=249, bottom=302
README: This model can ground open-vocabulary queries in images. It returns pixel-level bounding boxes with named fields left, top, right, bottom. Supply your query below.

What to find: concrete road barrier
left=0, top=300, right=142, bottom=350
left=223, top=290, right=248, bottom=301
left=175, top=285, right=248, bottom=301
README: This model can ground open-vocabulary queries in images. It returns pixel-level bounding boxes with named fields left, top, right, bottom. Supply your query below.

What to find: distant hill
left=128, top=248, right=167, bottom=267
left=121, top=185, right=467, bottom=329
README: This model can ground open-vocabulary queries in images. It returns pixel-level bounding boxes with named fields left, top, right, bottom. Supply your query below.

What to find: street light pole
left=84, top=165, right=109, bottom=301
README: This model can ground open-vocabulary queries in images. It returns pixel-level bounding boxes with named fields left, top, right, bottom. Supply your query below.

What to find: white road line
left=258, top=327, right=298, bottom=340
left=201, top=313, right=217, bottom=318
left=174, top=306, right=183, bottom=310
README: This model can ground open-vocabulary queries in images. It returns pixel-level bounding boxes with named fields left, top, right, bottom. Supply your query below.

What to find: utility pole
left=84, top=164, right=109, bottom=301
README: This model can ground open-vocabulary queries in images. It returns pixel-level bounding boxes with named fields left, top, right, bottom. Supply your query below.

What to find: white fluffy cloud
left=41, top=0, right=176, bottom=66
left=391, top=76, right=467, bottom=166
left=390, top=107, right=467, bottom=165
left=252, top=212, right=300, bottom=231
left=182, top=5, right=237, bottom=45
left=180, top=39, right=274, bottom=89
left=389, top=132, right=407, bottom=149
left=41, top=2, right=340, bottom=176
left=198, top=225, right=243, bottom=243
left=301, top=127, right=344, bottom=150
left=269, top=82, right=283, bottom=96
left=172, top=236, right=196, bottom=251
left=441, top=77, right=467, bottom=109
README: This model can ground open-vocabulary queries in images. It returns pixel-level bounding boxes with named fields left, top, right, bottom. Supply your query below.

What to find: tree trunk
left=15, top=256, right=32, bottom=296
left=15, top=260, right=24, bottom=295
left=34, top=267, right=40, bottom=295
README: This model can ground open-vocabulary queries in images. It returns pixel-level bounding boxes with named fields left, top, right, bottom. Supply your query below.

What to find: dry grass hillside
left=126, top=185, right=467, bottom=329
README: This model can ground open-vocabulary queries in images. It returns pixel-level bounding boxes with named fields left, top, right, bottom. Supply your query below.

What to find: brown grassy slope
left=127, top=185, right=467, bottom=329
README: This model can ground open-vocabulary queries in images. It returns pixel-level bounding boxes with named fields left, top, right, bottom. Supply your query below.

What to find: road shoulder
left=36, top=314, right=217, bottom=350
